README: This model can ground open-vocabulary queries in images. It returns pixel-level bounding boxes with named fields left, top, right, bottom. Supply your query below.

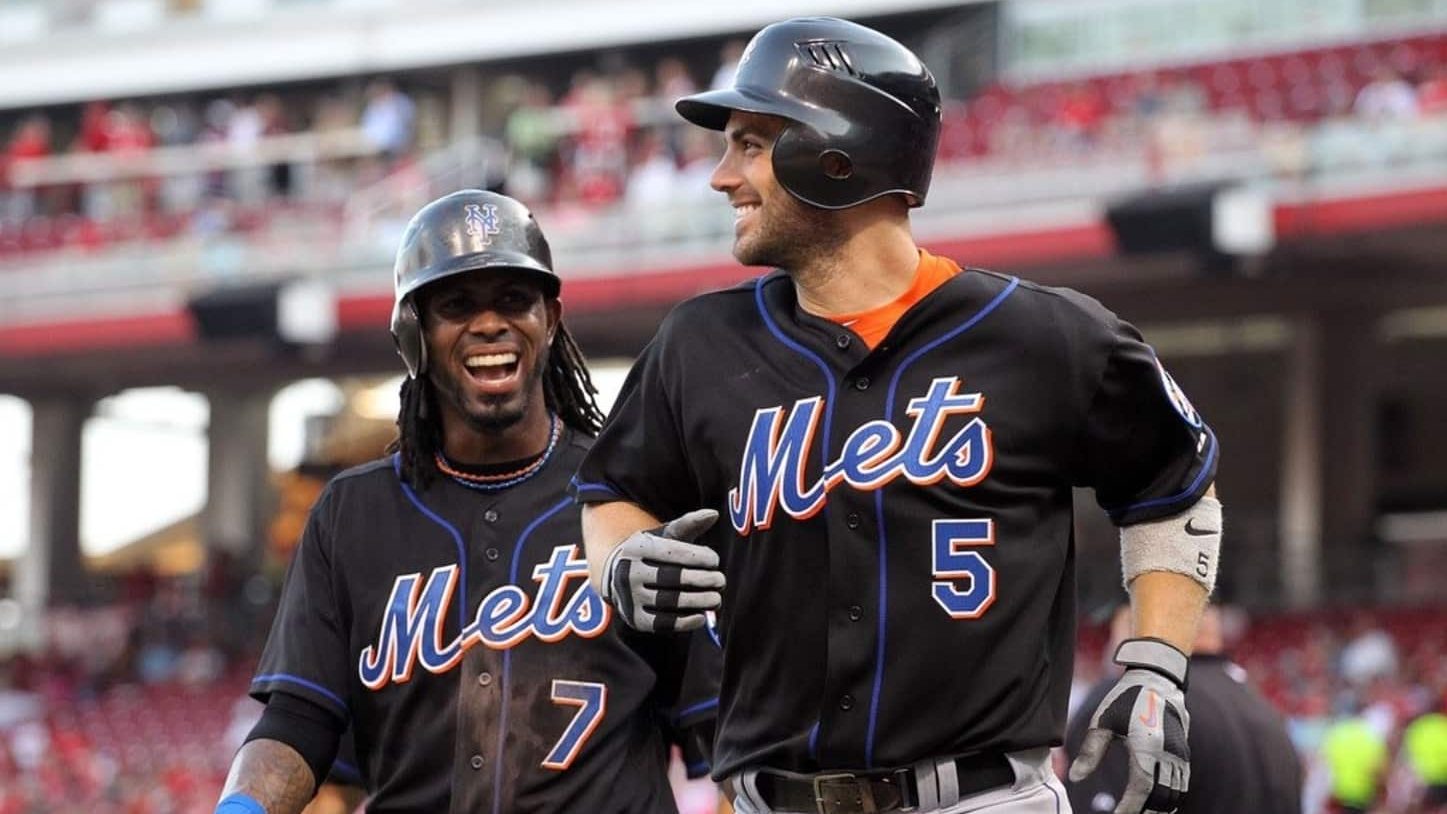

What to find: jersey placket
left=451, top=491, right=511, bottom=812
left=787, top=307, right=894, bottom=769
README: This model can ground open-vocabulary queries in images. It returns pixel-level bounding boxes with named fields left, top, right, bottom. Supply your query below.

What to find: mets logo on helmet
left=464, top=203, right=501, bottom=244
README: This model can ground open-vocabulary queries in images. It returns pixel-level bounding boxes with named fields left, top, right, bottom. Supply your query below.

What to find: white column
left=1278, top=318, right=1322, bottom=607
left=203, top=389, right=273, bottom=562
left=18, top=396, right=90, bottom=611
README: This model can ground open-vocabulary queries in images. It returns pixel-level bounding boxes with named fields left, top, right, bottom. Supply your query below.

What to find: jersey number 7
left=541, top=680, right=607, bottom=770
left=931, top=519, right=996, bottom=619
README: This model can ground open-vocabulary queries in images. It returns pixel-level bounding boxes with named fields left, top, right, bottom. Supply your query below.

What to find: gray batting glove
left=601, top=509, right=724, bottom=633
left=1069, top=638, right=1191, bottom=814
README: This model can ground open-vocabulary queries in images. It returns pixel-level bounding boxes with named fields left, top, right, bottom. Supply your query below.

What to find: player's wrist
left=1114, top=637, right=1189, bottom=689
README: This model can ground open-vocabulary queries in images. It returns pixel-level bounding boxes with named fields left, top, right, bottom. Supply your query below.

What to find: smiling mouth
left=464, top=352, right=520, bottom=387
left=733, top=203, right=759, bottom=221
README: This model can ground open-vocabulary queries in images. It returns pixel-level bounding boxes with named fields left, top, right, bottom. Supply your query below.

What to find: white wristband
left=1120, top=495, right=1221, bottom=593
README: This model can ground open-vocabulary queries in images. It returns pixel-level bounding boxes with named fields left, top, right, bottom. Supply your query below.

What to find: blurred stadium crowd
left=4, top=34, right=1447, bottom=255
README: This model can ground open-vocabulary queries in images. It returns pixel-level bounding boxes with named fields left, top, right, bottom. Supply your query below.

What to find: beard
left=429, top=346, right=550, bottom=435
left=733, top=191, right=848, bottom=272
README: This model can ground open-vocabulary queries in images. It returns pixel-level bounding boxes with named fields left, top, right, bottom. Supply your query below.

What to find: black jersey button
left=477, top=672, right=493, bottom=687
left=839, top=694, right=855, bottom=711
left=848, top=605, right=863, bottom=621
left=835, top=334, right=852, bottom=349
left=485, top=548, right=500, bottom=562
left=484, top=509, right=499, bottom=523
left=470, top=755, right=484, bottom=770
left=846, top=512, right=862, bottom=530
left=853, top=377, right=870, bottom=391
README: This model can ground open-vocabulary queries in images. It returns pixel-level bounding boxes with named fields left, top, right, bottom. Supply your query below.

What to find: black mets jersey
left=572, top=268, right=1217, bottom=778
left=253, top=428, right=719, bottom=813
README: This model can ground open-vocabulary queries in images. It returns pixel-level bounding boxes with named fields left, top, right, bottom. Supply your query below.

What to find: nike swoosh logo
left=1185, top=518, right=1219, bottom=536
left=1138, top=690, right=1160, bottom=728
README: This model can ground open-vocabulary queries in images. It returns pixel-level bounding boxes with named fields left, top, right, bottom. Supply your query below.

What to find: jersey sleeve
left=571, top=316, right=702, bottom=519
left=1074, top=315, right=1218, bottom=526
left=250, top=488, right=353, bottom=721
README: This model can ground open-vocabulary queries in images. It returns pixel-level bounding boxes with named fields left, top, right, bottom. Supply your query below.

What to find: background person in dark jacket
left=1066, top=604, right=1303, bottom=814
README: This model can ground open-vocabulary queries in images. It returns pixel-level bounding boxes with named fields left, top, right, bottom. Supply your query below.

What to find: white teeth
left=734, top=204, right=758, bottom=221
left=465, top=353, right=517, bottom=368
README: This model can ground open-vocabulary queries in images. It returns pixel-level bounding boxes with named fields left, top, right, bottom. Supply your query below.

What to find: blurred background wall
left=0, top=1, right=1443, bottom=811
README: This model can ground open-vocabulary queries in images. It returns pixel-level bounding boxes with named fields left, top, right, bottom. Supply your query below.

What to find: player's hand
left=1069, top=638, right=1190, bottom=814
left=601, top=509, right=724, bottom=633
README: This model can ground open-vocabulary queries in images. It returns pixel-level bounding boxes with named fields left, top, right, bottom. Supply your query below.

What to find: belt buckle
left=813, top=772, right=878, bottom=814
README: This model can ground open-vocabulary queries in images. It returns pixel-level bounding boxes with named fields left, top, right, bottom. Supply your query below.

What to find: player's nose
left=710, top=153, right=742, bottom=195
left=464, top=305, right=510, bottom=337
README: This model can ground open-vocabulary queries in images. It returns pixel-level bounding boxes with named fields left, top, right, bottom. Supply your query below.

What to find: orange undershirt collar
left=824, top=249, right=963, bottom=349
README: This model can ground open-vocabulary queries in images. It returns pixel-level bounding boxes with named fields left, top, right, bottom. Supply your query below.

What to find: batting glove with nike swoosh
left=1070, top=638, right=1191, bottom=814
left=602, top=509, right=725, bottom=634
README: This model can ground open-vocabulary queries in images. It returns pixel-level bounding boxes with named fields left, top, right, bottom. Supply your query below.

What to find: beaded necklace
left=434, top=414, right=562, bottom=492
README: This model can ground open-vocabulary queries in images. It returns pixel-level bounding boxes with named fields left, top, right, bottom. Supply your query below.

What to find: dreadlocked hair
left=387, top=322, right=605, bottom=490
left=386, top=375, right=442, bottom=490
left=545, top=323, right=606, bottom=436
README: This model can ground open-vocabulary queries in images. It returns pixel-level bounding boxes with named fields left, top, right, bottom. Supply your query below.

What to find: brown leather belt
left=741, top=752, right=1014, bottom=813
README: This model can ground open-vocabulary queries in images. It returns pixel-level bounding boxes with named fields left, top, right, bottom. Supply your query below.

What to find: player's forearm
left=1123, top=483, right=1217, bottom=654
left=218, top=739, right=317, bottom=814
left=581, top=500, right=662, bottom=590
left=1127, top=571, right=1208, bottom=654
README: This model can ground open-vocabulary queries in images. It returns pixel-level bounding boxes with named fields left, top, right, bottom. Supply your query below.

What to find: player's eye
left=432, top=293, right=475, bottom=319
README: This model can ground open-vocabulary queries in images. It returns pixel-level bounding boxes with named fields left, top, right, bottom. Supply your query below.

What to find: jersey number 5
left=931, top=519, right=996, bottom=619
left=542, top=680, right=607, bottom=770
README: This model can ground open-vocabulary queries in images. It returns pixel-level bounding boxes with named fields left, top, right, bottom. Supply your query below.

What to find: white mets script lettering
left=358, top=545, right=610, bottom=690
left=728, top=377, right=992, bottom=535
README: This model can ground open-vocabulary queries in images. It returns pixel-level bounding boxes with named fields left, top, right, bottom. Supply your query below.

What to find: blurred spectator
left=1320, top=716, right=1389, bottom=814
left=563, top=73, right=631, bottom=205
left=711, top=39, right=747, bottom=91
left=1354, top=68, right=1419, bottom=121
left=1418, top=65, right=1447, bottom=117
left=1054, top=82, right=1107, bottom=150
left=1341, top=616, right=1400, bottom=688
left=76, top=100, right=112, bottom=154
left=360, top=78, right=416, bottom=159
left=1400, top=709, right=1447, bottom=810
left=2, top=114, right=51, bottom=220
left=625, top=129, right=682, bottom=241
left=504, top=81, right=560, bottom=203
left=1065, top=605, right=1302, bottom=814
left=655, top=56, right=698, bottom=100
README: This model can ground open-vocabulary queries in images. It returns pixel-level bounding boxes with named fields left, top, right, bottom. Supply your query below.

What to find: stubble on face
left=733, top=177, right=848, bottom=281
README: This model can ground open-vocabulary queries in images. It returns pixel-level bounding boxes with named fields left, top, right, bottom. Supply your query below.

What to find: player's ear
left=545, top=297, right=563, bottom=344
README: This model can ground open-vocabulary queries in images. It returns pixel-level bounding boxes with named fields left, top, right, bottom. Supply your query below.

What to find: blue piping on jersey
left=1105, top=425, right=1219, bottom=516
left=569, top=475, right=618, bottom=497
left=808, top=721, right=821, bottom=759
left=331, top=759, right=361, bottom=784
left=755, top=276, right=838, bottom=462
left=252, top=673, right=348, bottom=714
left=494, top=497, right=573, bottom=814
left=865, top=276, right=1019, bottom=769
left=674, top=696, right=719, bottom=724
left=756, top=275, right=841, bottom=761
left=394, top=454, right=470, bottom=632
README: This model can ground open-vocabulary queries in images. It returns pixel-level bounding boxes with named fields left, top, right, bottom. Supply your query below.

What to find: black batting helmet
left=390, top=189, right=558, bottom=378
left=676, top=17, right=941, bottom=210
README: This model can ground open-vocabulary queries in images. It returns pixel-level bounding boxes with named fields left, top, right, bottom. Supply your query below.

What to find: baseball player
left=1065, top=605, right=1301, bottom=813
left=215, top=190, right=719, bottom=814
left=574, top=17, right=1221, bottom=814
